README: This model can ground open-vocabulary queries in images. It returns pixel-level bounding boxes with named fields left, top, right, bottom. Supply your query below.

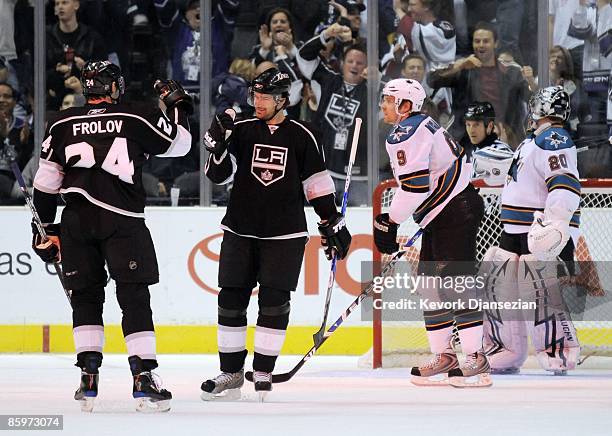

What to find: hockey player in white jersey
left=482, top=86, right=581, bottom=375
left=375, top=79, right=491, bottom=388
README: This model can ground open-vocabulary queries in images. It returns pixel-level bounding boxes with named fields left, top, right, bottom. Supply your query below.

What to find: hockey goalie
left=480, top=86, right=582, bottom=375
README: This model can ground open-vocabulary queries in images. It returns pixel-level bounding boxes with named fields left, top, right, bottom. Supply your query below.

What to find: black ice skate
left=448, top=351, right=493, bottom=388
left=201, top=369, right=244, bottom=401
left=253, top=371, right=272, bottom=402
left=129, top=356, right=171, bottom=412
left=132, top=371, right=172, bottom=412
left=74, top=372, right=98, bottom=412
left=410, top=350, right=459, bottom=386
left=74, top=351, right=102, bottom=412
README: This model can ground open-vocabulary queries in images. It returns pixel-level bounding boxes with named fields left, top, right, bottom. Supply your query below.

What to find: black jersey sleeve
left=293, top=120, right=337, bottom=220
left=137, top=105, right=192, bottom=158
left=32, top=121, right=64, bottom=223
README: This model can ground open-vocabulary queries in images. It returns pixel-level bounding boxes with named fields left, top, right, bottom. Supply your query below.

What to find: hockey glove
left=204, top=109, right=236, bottom=158
left=374, top=213, right=399, bottom=254
left=31, top=222, right=61, bottom=263
left=318, top=212, right=352, bottom=260
left=154, top=79, right=194, bottom=115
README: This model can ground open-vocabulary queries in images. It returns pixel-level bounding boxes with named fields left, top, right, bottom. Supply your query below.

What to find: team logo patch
left=390, top=125, right=412, bottom=142
left=546, top=131, right=567, bottom=149
left=325, top=93, right=360, bottom=130
left=251, top=144, right=288, bottom=186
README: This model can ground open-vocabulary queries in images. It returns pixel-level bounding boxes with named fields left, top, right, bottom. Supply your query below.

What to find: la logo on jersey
left=251, top=144, right=287, bottom=186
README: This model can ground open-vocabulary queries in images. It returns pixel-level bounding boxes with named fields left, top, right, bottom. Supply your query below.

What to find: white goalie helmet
left=381, top=78, right=427, bottom=114
left=527, top=85, right=571, bottom=130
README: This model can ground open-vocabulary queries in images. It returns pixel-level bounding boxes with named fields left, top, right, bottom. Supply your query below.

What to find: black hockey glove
left=318, top=212, right=352, bottom=260
left=374, top=213, right=399, bottom=254
left=203, top=110, right=235, bottom=158
left=31, top=221, right=61, bottom=263
left=154, top=79, right=194, bottom=115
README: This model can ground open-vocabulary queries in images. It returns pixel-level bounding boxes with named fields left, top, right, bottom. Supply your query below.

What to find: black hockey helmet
left=464, top=101, right=496, bottom=125
left=81, top=60, right=125, bottom=102
left=247, top=67, right=291, bottom=107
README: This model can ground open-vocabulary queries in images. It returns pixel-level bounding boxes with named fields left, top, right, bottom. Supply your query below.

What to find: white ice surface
left=1, top=354, right=611, bottom=436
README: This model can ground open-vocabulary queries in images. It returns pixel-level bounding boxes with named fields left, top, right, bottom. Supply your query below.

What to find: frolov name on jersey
left=72, top=120, right=124, bottom=136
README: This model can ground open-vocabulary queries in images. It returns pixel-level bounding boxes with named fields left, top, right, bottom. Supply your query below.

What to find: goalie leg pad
left=519, top=254, right=581, bottom=372
left=481, top=246, right=529, bottom=372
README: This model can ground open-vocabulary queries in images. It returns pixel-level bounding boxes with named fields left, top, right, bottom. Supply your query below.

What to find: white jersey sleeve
left=534, top=129, right=581, bottom=223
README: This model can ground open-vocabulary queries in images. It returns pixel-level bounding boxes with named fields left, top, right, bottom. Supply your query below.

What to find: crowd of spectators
left=1, top=0, right=611, bottom=206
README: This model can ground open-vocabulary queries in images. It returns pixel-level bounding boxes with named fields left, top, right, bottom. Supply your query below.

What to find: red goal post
left=369, top=179, right=612, bottom=369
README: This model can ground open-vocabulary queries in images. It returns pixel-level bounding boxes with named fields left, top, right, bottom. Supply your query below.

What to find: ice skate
left=201, top=369, right=244, bottom=401
left=449, top=351, right=493, bottom=388
left=74, top=372, right=98, bottom=412
left=410, top=351, right=459, bottom=386
left=253, top=371, right=272, bottom=402
left=132, top=371, right=172, bottom=412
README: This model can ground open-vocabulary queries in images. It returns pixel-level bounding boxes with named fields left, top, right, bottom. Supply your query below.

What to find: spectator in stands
left=496, top=0, right=525, bottom=61
left=250, top=7, right=304, bottom=118
left=549, top=0, right=585, bottom=78
left=297, top=24, right=368, bottom=205
left=0, top=0, right=20, bottom=92
left=428, top=21, right=531, bottom=138
left=60, top=91, right=85, bottom=110
left=155, top=0, right=239, bottom=86
left=256, top=0, right=329, bottom=42
left=0, top=83, right=32, bottom=200
left=568, top=0, right=612, bottom=128
left=382, top=0, right=455, bottom=79
left=400, top=53, right=452, bottom=126
left=46, top=0, right=107, bottom=110
left=212, top=58, right=256, bottom=117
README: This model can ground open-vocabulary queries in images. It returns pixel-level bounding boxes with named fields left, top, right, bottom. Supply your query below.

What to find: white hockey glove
left=472, top=146, right=514, bottom=186
left=527, top=211, right=570, bottom=261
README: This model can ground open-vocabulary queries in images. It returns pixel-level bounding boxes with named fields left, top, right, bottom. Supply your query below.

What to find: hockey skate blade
left=78, top=397, right=95, bottom=413
left=134, top=398, right=171, bottom=413
left=257, top=391, right=269, bottom=403
left=449, top=373, right=492, bottom=388
left=410, top=374, right=450, bottom=387
left=200, top=388, right=242, bottom=402
left=553, top=369, right=568, bottom=376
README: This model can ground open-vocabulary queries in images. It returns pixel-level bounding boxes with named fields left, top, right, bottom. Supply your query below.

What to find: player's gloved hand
left=318, top=212, right=352, bottom=260
left=31, top=221, right=61, bottom=263
left=374, top=213, right=399, bottom=254
left=154, top=79, right=194, bottom=115
left=204, top=109, right=236, bottom=157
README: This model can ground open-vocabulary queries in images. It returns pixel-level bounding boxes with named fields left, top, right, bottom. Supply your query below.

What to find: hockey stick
left=247, top=228, right=423, bottom=384
left=312, top=118, right=362, bottom=346
left=10, top=162, right=72, bottom=306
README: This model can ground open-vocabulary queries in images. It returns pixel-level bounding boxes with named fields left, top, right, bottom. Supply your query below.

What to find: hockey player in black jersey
left=201, top=68, right=352, bottom=400
left=30, top=61, right=193, bottom=412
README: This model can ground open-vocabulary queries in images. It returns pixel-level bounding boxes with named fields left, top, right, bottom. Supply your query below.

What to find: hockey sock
left=423, top=309, right=454, bottom=353
left=454, top=308, right=484, bottom=354
left=72, top=286, right=105, bottom=354
left=218, top=287, right=251, bottom=373
left=116, top=283, right=157, bottom=361
left=253, top=287, right=291, bottom=373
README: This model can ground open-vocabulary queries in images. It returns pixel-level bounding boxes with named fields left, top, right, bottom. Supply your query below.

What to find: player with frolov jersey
left=374, top=78, right=492, bottom=388
left=202, top=68, right=351, bottom=400
left=30, top=61, right=194, bottom=412
left=481, top=86, right=582, bottom=375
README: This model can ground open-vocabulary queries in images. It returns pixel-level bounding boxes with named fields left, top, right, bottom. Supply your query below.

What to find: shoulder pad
left=387, top=114, right=428, bottom=144
left=434, top=20, right=456, bottom=39
left=534, top=127, right=575, bottom=151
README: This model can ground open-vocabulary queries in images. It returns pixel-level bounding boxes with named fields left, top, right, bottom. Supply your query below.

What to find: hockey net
left=365, top=179, right=612, bottom=368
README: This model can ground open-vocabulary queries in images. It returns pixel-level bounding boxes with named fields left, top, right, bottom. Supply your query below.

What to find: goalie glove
left=154, top=79, right=194, bottom=115
left=373, top=213, right=399, bottom=254
left=31, top=221, right=61, bottom=263
left=204, top=109, right=236, bottom=158
left=527, top=211, right=570, bottom=261
left=318, top=212, right=352, bottom=260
